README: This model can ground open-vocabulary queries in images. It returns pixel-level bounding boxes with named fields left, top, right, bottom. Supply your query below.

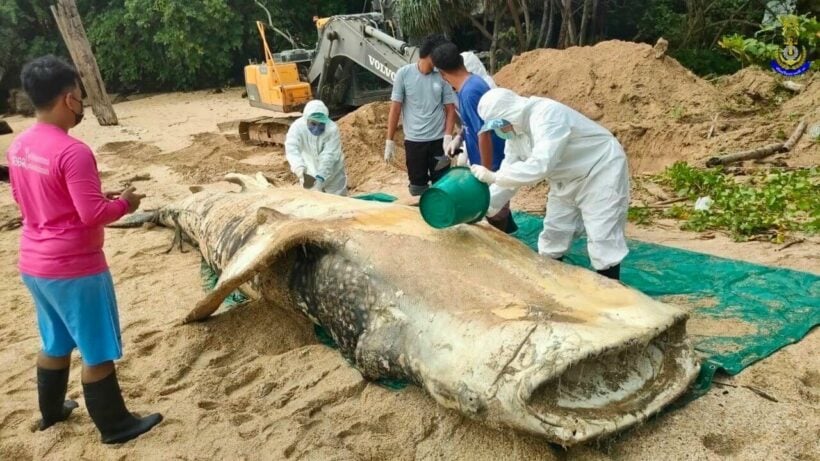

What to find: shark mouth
left=521, top=319, right=697, bottom=444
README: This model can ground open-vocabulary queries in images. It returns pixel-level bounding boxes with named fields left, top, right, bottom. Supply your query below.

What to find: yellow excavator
left=239, top=2, right=419, bottom=145
left=238, top=21, right=313, bottom=144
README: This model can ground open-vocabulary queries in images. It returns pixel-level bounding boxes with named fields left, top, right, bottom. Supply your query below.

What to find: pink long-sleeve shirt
left=6, top=122, right=129, bottom=278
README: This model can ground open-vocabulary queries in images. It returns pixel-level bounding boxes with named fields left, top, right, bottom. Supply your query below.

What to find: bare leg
left=81, top=360, right=115, bottom=384
left=37, top=351, right=71, bottom=370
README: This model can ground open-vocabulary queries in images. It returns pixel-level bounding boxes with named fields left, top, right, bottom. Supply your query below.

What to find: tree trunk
left=490, top=8, right=501, bottom=73
left=558, top=0, right=576, bottom=48
left=545, top=0, right=558, bottom=47
left=591, top=0, right=600, bottom=42
left=684, top=0, right=707, bottom=47
left=579, top=0, right=592, bottom=45
left=520, top=0, right=533, bottom=49
left=507, top=0, right=527, bottom=52
left=537, top=0, right=550, bottom=47
left=51, top=0, right=117, bottom=125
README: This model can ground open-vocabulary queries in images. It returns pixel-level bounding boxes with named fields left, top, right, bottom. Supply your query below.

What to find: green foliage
left=396, top=0, right=475, bottom=38
left=719, top=14, right=819, bottom=68
left=87, top=0, right=242, bottom=91
left=0, top=0, right=63, bottom=109
left=628, top=207, right=653, bottom=225
left=670, top=48, right=742, bottom=76
left=718, top=33, right=781, bottom=67
left=656, top=162, right=820, bottom=242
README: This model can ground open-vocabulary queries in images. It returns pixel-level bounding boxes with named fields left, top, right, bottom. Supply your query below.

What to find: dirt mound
left=337, top=102, right=407, bottom=189
left=97, top=133, right=295, bottom=185
left=494, top=40, right=720, bottom=125
left=336, top=102, right=420, bottom=199
left=492, top=40, right=728, bottom=178
left=716, top=66, right=781, bottom=107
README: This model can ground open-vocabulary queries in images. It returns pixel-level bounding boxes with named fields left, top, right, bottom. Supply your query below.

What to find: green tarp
left=202, top=192, right=819, bottom=397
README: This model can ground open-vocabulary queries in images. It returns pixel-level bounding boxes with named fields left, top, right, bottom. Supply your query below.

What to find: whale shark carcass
left=112, top=173, right=699, bottom=445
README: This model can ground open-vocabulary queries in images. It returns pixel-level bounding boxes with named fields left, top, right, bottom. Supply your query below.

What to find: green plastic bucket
left=419, top=166, right=490, bottom=229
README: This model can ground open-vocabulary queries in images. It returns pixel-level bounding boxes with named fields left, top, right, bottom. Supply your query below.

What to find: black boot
left=37, top=367, right=79, bottom=430
left=597, top=264, right=621, bottom=280
left=82, top=370, right=162, bottom=444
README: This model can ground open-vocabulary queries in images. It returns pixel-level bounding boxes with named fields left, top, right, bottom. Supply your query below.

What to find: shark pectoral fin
left=224, top=172, right=271, bottom=192
left=181, top=220, right=328, bottom=324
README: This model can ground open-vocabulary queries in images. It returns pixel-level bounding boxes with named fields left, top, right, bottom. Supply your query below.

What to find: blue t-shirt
left=458, top=75, right=505, bottom=171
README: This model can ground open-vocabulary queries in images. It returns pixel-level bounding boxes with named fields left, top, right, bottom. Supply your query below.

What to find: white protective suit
left=461, top=52, right=496, bottom=88
left=285, top=100, right=348, bottom=195
left=477, top=88, right=629, bottom=270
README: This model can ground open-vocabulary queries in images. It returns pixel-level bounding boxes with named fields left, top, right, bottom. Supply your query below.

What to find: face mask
left=69, top=95, right=84, bottom=126
left=307, top=123, right=325, bottom=136
left=494, top=127, right=515, bottom=140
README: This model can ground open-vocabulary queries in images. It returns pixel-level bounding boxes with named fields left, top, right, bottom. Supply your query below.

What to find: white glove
left=294, top=167, right=305, bottom=186
left=456, top=150, right=468, bottom=166
left=471, top=165, right=496, bottom=184
left=444, top=134, right=461, bottom=157
left=384, top=140, right=396, bottom=163
left=310, top=176, right=325, bottom=192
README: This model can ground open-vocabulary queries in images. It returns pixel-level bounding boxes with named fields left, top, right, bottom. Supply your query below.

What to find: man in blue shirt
left=431, top=43, right=516, bottom=233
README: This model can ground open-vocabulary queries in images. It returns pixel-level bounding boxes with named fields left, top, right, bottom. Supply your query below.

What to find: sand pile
left=336, top=101, right=409, bottom=191
left=494, top=40, right=720, bottom=125
left=716, top=66, right=781, bottom=108
left=493, top=40, right=726, bottom=177
left=97, top=133, right=295, bottom=186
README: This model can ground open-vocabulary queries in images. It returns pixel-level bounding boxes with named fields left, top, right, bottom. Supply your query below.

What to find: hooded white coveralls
left=461, top=52, right=496, bottom=89
left=478, top=89, right=629, bottom=270
left=285, top=100, right=348, bottom=196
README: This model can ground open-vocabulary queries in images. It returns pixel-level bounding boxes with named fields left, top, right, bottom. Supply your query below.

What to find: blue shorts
left=22, top=270, right=123, bottom=366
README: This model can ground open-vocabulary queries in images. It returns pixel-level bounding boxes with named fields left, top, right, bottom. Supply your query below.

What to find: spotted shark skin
left=111, top=173, right=699, bottom=446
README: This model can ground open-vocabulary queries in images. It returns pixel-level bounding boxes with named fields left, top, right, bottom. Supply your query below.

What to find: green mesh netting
left=200, top=259, right=248, bottom=308
left=199, top=193, right=819, bottom=397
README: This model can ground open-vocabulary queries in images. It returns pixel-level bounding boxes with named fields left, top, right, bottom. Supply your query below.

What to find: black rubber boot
left=597, top=264, right=621, bottom=280
left=37, top=367, right=79, bottom=430
left=82, top=370, right=162, bottom=444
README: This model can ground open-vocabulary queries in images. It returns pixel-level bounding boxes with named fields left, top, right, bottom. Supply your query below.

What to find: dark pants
left=486, top=202, right=518, bottom=234
left=405, top=139, right=449, bottom=196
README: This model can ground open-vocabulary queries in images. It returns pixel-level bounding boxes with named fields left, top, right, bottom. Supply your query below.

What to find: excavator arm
left=306, top=13, right=418, bottom=113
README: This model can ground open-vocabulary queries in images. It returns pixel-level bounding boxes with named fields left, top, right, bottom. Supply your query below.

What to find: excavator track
left=237, top=116, right=300, bottom=146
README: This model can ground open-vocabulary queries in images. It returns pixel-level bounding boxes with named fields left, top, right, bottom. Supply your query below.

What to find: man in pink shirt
left=7, top=55, right=162, bottom=444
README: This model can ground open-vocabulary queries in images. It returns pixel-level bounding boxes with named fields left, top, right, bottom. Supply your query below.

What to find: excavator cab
left=244, top=21, right=312, bottom=113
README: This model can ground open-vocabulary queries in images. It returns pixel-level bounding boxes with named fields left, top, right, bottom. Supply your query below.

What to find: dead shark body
left=113, top=173, right=699, bottom=445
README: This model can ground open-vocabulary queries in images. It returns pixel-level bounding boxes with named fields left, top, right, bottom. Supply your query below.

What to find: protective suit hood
left=461, top=52, right=496, bottom=88
left=478, top=88, right=535, bottom=135
left=303, top=99, right=329, bottom=118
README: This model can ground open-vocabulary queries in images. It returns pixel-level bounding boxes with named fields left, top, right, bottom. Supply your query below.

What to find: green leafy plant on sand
left=661, top=162, right=819, bottom=242
left=630, top=163, right=819, bottom=242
